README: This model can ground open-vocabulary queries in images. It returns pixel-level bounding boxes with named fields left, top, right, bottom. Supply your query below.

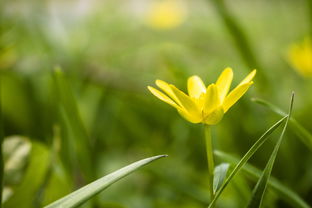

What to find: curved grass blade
left=44, top=155, right=167, bottom=208
left=208, top=116, right=287, bottom=208
left=246, top=92, right=294, bottom=208
left=213, top=163, right=230, bottom=194
left=252, top=97, right=312, bottom=151
left=215, top=150, right=311, bottom=208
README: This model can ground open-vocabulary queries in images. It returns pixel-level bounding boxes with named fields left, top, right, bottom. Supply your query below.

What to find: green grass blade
left=215, top=150, right=311, bottom=208
left=252, top=98, right=312, bottom=151
left=213, top=163, right=230, bottom=194
left=246, top=93, right=294, bottom=208
left=54, top=68, right=93, bottom=179
left=208, top=116, right=287, bottom=208
left=209, top=0, right=261, bottom=70
left=54, top=68, right=90, bottom=146
left=44, top=155, right=167, bottom=208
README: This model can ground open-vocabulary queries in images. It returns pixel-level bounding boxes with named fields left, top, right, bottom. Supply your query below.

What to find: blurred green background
left=1, top=0, right=312, bottom=207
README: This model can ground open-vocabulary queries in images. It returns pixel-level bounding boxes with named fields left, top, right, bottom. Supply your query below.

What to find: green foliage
left=252, top=97, right=312, bottom=151
left=213, top=163, right=230, bottom=194
left=54, top=68, right=93, bottom=180
left=44, top=155, right=167, bottom=208
left=247, top=93, right=293, bottom=208
left=3, top=138, right=50, bottom=208
left=208, top=116, right=287, bottom=207
left=1, top=0, right=311, bottom=207
left=215, top=150, right=311, bottom=208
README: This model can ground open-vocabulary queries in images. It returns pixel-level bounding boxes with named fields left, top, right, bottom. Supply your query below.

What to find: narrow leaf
left=54, top=68, right=92, bottom=179
left=252, top=97, right=312, bottom=151
left=4, top=140, right=50, bottom=208
left=213, top=163, right=230, bottom=194
left=44, top=155, right=167, bottom=208
left=208, top=115, right=287, bottom=208
left=215, top=150, right=311, bottom=208
left=247, top=92, right=294, bottom=208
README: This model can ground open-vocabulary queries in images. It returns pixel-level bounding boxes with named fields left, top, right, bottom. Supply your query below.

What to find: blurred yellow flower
left=145, top=0, right=187, bottom=30
left=148, top=68, right=256, bottom=125
left=288, top=38, right=312, bottom=77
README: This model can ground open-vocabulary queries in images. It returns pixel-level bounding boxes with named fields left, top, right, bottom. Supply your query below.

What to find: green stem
left=204, top=125, right=215, bottom=200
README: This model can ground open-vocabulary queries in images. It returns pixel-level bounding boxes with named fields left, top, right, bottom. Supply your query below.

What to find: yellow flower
left=148, top=68, right=256, bottom=125
left=145, top=0, right=187, bottom=30
left=288, top=38, right=312, bottom=77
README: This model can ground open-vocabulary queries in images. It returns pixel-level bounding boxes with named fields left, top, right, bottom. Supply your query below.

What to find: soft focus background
left=1, top=0, right=312, bottom=207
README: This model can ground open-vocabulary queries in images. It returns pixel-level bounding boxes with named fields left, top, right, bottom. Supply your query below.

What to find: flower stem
left=204, top=125, right=215, bottom=200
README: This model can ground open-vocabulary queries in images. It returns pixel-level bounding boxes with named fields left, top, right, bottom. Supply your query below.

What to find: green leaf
left=208, top=115, right=287, bottom=208
left=213, top=163, right=229, bottom=194
left=246, top=93, right=294, bottom=208
left=54, top=68, right=92, bottom=179
left=4, top=139, right=50, bottom=208
left=215, top=150, right=311, bottom=208
left=41, top=126, right=73, bottom=205
left=252, top=97, right=312, bottom=151
left=44, top=155, right=167, bottom=208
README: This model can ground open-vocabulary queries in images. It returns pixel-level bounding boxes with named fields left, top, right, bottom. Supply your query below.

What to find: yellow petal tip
left=224, top=67, right=233, bottom=72
left=250, top=69, right=257, bottom=78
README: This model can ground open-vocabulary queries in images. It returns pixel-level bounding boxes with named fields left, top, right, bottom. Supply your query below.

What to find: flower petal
left=170, top=85, right=202, bottom=120
left=147, top=86, right=181, bottom=109
left=178, top=108, right=202, bottom=123
left=216, top=67, right=233, bottom=102
left=203, top=84, right=221, bottom=115
left=156, top=80, right=181, bottom=106
left=203, top=106, right=224, bottom=125
left=238, top=69, right=256, bottom=86
left=187, top=75, right=206, bottom=98
left=223, top=82, right=253, bottom=113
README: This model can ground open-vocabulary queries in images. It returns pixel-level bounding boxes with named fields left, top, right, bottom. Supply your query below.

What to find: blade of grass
left=44, top=155, right=167, bottom=208
left=252, top=98, right=312, bottom=151
left=208, top=0, right=268, bottom=86
left=54, top=68, right=92, bottom=180
left=213, top=163, right=230, bottom=194
left=215, top=150, right=311, bottom=208
left=247, top=92, right=294, bottom=207
left=208, top=115, right=287, bottom=208
left=209, top=0, right=259, bottom=69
